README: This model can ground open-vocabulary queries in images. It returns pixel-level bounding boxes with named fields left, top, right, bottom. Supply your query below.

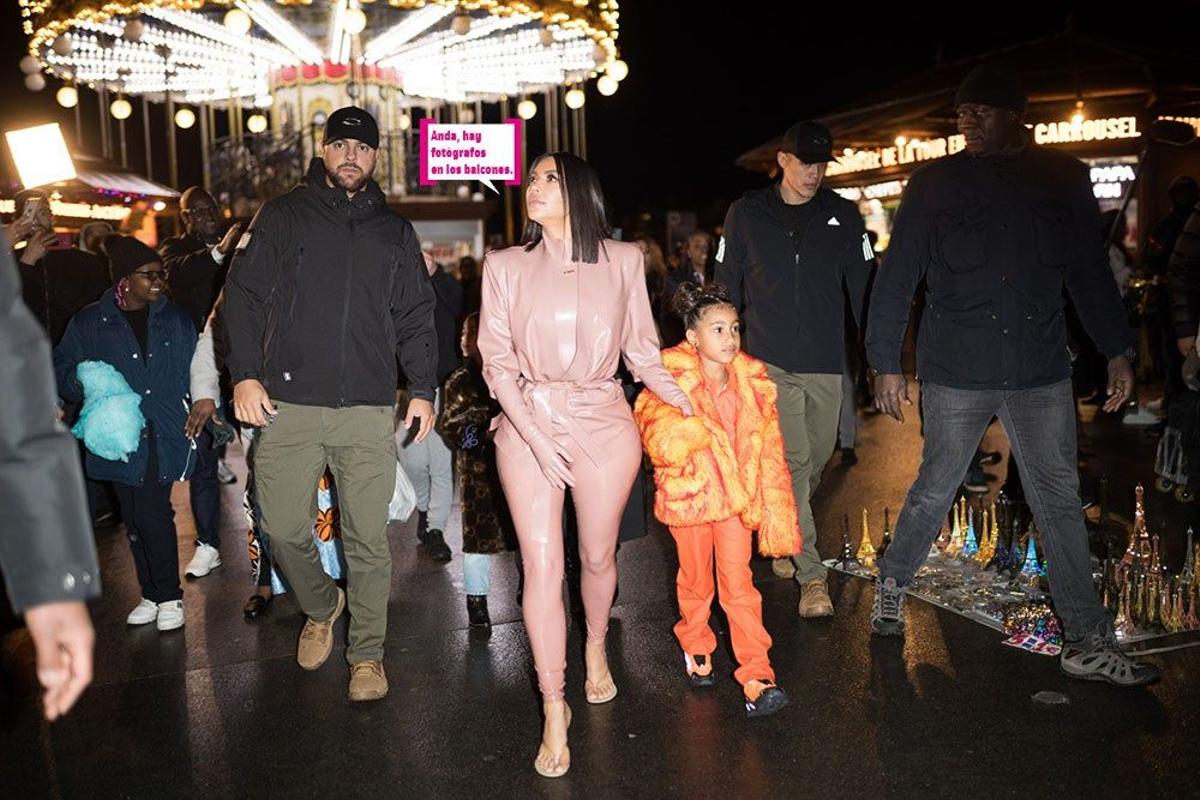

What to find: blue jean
left=398, top=389, right=453, bottom=532
left=464, top=552, right=491, bottom=596
left=879, top=380, right=1110, bottom=640
left=189, top=428, right=220, bottom=547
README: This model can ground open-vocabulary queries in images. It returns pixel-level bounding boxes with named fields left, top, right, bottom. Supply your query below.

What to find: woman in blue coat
left=54, top=235, right=197, bottom=632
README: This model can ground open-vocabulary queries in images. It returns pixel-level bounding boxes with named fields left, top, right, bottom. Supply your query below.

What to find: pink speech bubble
left=419, top=119, right=522, bottom=194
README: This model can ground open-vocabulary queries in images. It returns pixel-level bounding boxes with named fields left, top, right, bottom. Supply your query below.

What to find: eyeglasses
left=132, top=270, right=167, bottom=283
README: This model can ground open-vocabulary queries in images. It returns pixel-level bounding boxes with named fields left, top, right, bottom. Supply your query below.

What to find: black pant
left=190, top=428, right=220, bottom=547
left=114, top=439, right=182, bottom=603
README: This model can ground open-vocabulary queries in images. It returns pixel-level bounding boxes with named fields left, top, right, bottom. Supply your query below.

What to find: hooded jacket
left=633, top=344, right=802, bottom=557
left=224, top=158, right=437, bottom=407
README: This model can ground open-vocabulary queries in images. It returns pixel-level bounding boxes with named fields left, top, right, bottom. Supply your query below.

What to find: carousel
left=17, top=1, right=624, bottom=203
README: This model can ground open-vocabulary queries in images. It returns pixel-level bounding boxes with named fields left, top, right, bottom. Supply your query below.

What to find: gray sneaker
left=1060, top=629, right=1161, bottom=687
left=870, top=577, right=905, bottom=637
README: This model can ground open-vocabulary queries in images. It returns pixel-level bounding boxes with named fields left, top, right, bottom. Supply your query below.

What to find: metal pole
left=98, top=85, right=110, bottom=160
left=579, top=98, right=587, bottom=160
left=166, top=91, right=179, bottom=189
left=118, top=117, right=128, bottom=168
left=73, top=87, right=82, bottom=149
left=142, top=96, right=153, bottom=181
left=200, top=101, right=212, bottom=192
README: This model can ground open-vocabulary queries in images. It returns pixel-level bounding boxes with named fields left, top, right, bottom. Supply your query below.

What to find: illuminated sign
left=1033, top=116, right=1140, bottom=145
left=828, top=136, right=965, bottom=177
left=0, top=199, right=132, bottom=221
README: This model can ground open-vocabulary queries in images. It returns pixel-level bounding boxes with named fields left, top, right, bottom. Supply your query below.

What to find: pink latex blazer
left=478, top=234, right=690, bottom=461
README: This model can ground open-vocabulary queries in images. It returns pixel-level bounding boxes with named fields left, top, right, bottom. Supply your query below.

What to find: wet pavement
left=2, top=388, right=1197, bottom=799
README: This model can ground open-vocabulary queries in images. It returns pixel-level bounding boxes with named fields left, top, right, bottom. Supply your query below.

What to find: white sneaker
left=1122, top=406, right=1159, bottom=426
left=217, top=459, right=237, bottom=485
left=156, top=600, right=185, bottom=631
left=126, top=598, right=158, bottom=626
left=185, top=543, right=222, bottom=578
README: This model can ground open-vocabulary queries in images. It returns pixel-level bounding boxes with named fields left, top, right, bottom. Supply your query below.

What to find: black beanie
left=954, top=63, right=1027, bottom=113
left=103, top=234, right=160, bottom=283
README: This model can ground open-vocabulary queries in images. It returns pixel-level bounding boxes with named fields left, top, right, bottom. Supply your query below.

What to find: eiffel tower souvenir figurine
left=856, top=508, right=876, bottom=571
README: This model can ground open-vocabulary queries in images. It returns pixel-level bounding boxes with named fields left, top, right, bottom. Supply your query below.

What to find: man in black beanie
left=865, top=64, right=1159, bottom=686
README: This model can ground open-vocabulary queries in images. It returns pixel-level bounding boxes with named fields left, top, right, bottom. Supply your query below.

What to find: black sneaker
left=466, top=595, right=491, bottom=628
left=870, top=577, right=905, bottom=637
left=963, top=471, right=989, bottom=493
left=424, top=529, right=452, bottom=563
left=1060, top=629, right=1161, bottom=687
left=684, top=653, right=715, bottom=687
left=744, top=680, right=788, bottom=718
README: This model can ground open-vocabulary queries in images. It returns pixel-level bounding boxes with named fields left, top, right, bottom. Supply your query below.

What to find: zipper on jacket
left=338, top=213, right=355, bottom=406
left=179, top=397, right=197, bottom=480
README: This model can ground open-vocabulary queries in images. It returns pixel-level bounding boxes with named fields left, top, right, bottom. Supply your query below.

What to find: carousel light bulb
left=895, top=135, right=907, bottom=146
left=123, top=19, right=145, bottom=42
left=25, top=73, right=46, bottom=92
left=247, top=113, right=268, bottom=133
left=608, top=59, right=628, bottom=81
left=398, top=113, right=412, bottom=131
left=596, top=75, right=618, bottom=96
left=592, top=43, right=607, bottom=64
left=110, top=97, right=132, bottom=120
left=20, top=55, right=41, bottom=75
left=565, top=88, right=585, bottom=109
left=452, top=15, right=472, bottom=35
left=517, top=99, right=537, bottom=119
left=540, top=27, right=555, bottom=47
left=344, top=8, right=367, bottom=36
left=224, top=8, right=252, bottom=35
left=174, top=107, right=196, bottom=129
left=52, top=34, right=74, bottom=56
left=56, top=85, right=79, bottom=108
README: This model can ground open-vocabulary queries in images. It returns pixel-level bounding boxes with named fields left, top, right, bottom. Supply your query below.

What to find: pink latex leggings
left=496, top=426, right=642, bottom=702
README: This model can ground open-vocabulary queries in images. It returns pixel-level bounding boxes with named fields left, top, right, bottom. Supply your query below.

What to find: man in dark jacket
left=715, top=120, right=874, bottom=618
left=866, top=64, right=1157, bottom=687
left=0, top=238, right=99, bottom=721
left=225, top=106, right=438, bottom=703
left=159, top=187, right=244, bottom=581
left=160, top=187, right=244, bottom=333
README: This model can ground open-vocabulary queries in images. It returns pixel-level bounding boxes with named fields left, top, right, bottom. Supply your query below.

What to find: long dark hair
left=671, top=281, right=734, bottom=331
left=521, top=151, right=610, bottom=264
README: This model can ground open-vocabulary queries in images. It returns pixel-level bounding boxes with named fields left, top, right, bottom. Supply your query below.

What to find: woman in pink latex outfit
left=478, top=152, right=693, bottom=778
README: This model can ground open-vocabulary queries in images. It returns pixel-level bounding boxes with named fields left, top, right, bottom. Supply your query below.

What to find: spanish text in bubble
left=419, top=120, right=522, bottom=194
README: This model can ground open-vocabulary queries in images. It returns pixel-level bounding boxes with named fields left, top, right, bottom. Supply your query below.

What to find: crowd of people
left=2, top=62, right=1186, bottom=778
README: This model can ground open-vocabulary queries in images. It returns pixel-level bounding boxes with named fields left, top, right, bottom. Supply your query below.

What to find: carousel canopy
left=19, top=0, right=621, bottom=105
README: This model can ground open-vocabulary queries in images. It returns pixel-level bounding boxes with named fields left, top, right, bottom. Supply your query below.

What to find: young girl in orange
left=634, top=282, right=801, bottom=717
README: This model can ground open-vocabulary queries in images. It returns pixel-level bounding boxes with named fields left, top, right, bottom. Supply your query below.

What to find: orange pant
left=669, top=517, right=774, bottom=686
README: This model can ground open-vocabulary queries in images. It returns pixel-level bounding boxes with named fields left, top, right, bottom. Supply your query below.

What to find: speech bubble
left=419, top=119, right=522, bottom=195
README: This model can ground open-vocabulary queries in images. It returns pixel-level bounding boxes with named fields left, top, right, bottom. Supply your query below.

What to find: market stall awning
left=74, top=168, right=179, bottom=198
left=736, top=32, right=1200, bottom=174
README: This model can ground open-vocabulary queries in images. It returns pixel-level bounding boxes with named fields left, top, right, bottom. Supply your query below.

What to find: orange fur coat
left=633, top=344, right=802, bottom=557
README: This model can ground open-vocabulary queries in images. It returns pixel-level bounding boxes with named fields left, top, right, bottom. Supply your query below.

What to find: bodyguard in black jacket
left=865, top=65, right=1157, bottom=688
left=225, top=157, right=437, bottom=408
left=716, top=120, right=874, bottom=614
left=224, top=107, right=438, bottom=701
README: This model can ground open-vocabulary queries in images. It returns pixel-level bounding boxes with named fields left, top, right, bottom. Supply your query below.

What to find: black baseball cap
left=780, top=120, right=837, bottom=164
left=323, top=106, right=380, bottom=149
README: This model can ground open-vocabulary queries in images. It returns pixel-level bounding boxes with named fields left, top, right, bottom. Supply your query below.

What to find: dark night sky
left=4, top=3, right=1199, bottom=233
